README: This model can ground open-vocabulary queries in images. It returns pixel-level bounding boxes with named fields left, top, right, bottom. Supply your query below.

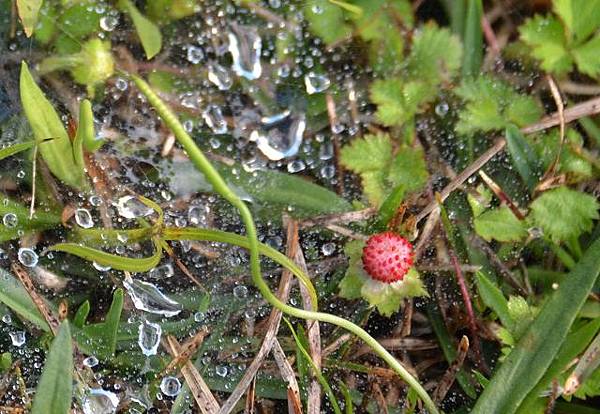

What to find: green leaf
left=519, top=15, right=573, bottom=75
left=0, top=352, right=12, bottom=372
left=370, top=78, right=432, bottom=126
left=72, top=300, right=90, bottom=328
left=0, top=141, right=36, bottom=161
left=19, top=62, right=86, bottom=189
left=456, top=75, right=542, bottom=135
left=31, top=321, right=73, bottom=414
left=572, top=36, right=600, bottom=78
left=474, top=206, right=527, bottom=242
left=552, top=0, right=600, bottom=42
left=74, top=289, right=123, bottom=358
left=475, top=271, right=514, bottom=330
left=49, top=237, right=163, bottom=272
left=169, top=161, right=351, bottom=218
left=406, top=23, right=462, bottom=82
left=462, top=0, right=483, bottom=77
left=504, top=125, right=542, bottom=191
left=388, top=146, right=429, bottom=193
left=0, top=267, right=50, bottom=331
left=361, top=268, right=428, bottom=317
left=375, top=185, right=405, bottom=230
left=528, top=186, right=599, bottom=243
left=0, top=197, right=61, bottom=242
left=471, top=237, right=600, bottom=414
left=121, top=0, right=162, bottom=59
left=532, top=129, right=592, bottom=180
left=16, top=0, right=42, bottom=37
left=339, top=133, right=393, bottom=173
left=73, top=100, right=90, bottom=170
left=361, top=170, right=386, bottom=206
left=338, top=240, right=368, bottom=300
left=304, top=0, right=352, bottom=45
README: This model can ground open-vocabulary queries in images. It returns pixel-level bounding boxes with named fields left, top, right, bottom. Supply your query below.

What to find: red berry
left=362, top=232, right=414, bottom=283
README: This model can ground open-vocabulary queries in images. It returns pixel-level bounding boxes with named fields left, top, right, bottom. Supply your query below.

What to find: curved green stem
left=131, top=75, right=439, bottom=414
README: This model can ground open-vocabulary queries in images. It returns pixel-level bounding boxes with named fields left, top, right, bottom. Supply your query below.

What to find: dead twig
left=271, top=339, right=303, bottom=414
left=292, top=217, right=322, bottom=414
left=432, top=336, right=469, bottom=404
left=11, top=263, right=60, bottom=335
left=164, top=335, right=220, bottom=414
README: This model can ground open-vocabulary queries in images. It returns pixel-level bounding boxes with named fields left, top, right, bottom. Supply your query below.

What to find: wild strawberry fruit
left=362, top=232, right=414, bottom=283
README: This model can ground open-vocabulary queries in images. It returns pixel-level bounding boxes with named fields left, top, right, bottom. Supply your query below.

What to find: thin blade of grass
left=283, top=317, right=342, bottom=414
left=462, top=0, right=483, bottom=77
left=30, top=321, right=73, bottom=414
left=48, top=237, right=163, bottom=272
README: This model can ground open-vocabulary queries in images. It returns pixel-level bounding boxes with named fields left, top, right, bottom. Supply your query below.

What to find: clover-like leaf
left=528, top=186, right=599, bottom=243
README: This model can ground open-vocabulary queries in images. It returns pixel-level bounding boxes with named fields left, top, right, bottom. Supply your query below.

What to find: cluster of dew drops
left=0, top=1, right=376, bottom=412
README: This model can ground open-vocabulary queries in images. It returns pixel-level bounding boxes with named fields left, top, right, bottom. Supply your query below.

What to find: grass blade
left=0, top=267, right=50, bottom=331
left=120, top=0, right=162, bottom=59
left=19, top=62, right=86, bottom=189
left=0, top=141, right=35, bottom=160
left=48, top=237, right=163, bottom=272
left=475, top=271, right=514, bottom=330
left=505, top=125, right=541, bottom=192
left=462, top=0, right=483, bottom=77
left=31, top=321, right=73, bottom=414
left=472, top=237, right=600, bottom=413
left=284, top=318, right=342, bottom=414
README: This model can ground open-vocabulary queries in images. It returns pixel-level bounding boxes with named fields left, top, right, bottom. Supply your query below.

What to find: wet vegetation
left=1, top=0, right=600, bottom=413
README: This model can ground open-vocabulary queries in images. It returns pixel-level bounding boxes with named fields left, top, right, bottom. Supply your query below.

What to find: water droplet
left=318, top=142, right=334, bottom=160
left=114, top=78, right=128, bottom=91
left=250, top=113, right=305, bottom=161
left=202, top=104, right=228, bottom=134
left=82, top=388, right=119, bottom=414
left=93, top=262, right=112, bottom=272
left=311, top=4, right=323, bottom=14
left=115, top=196, right=154, bottom=219
left=188, top=205, right=208, bottom=226
left=160, top=376, right=181, bottom=396
left=75, top=208, right=94, bottom=229
left=215, top=365, right=228, bottom=377
left=83, top=356, right=99, bottom=367
left=321, top=242, right=336, bottom=256
left=194, top=311, right=205, bottom=322
left=138, top=320, right=162, bottom=356
left=18, top=248, right=38, bottom=267
left=99, top=15, right=119, bottom=31
left=89, top=195, right=103, bottom=206
left=331, top=122, right=345, bottom=134
left=149, top=264, right=174, bottom=279
left=233, top=285, right=248, bottom=298
left=269, top=0, right=281, bottom=8
left=304, top=72, right=330, bottom=94
left=207, top=62, right=233, bottom=90
left=2, top=314, right=12, bottom=324
left=228, top=27, right=262, bottom=80
left=124, top=278, right=183, bottom=317
left=287, top=159, right=305, bottom=173
left=320, top=165, right=336, bottom=179
left=9, top=331, right=25, bottom=347
left=186, top=45, right=204, bottom=64
left=435, top=102, right=449, bottom=117
left=2, top=213, right=17, bottom=228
